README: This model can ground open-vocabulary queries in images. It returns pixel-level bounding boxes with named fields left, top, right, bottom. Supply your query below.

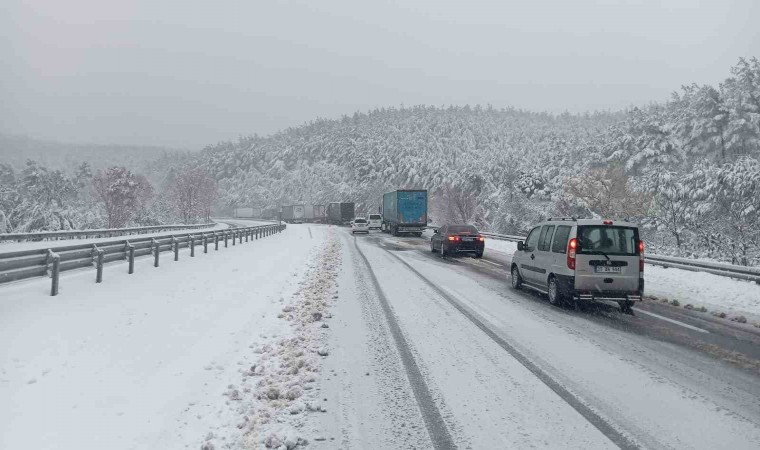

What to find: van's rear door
left=574, top=225, right=640, bottom=294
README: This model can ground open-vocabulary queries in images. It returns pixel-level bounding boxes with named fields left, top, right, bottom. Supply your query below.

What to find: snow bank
left=644, top=265, right=760, bottom=320
left=196, top=230, right=343, bottom=450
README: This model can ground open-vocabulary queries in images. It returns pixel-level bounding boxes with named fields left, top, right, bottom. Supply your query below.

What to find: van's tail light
left=567, top=238, right=578, bottom=270
left=638, top=240, right=645, bottom=272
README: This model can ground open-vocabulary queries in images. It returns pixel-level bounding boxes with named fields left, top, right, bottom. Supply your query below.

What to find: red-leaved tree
left=92, top=167, right=154, bottom=228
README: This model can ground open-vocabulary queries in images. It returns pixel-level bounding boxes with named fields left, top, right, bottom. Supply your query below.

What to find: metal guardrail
left=0, top=223, right=286, bottom=296
left=0, top=223, right=218, bottom=243
left=429, top=227, right=760, bottom=284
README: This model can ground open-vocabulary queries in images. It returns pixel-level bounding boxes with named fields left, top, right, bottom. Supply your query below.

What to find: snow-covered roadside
left=0, top=223, right=324, bottom=450
left=0, top=222, right=229, bottom=253
left=220, top=230, right=341, bottom=450
left=644, top=265, right=760, bottom=322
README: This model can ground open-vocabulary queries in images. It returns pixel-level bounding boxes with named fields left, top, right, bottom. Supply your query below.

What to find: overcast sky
left=1, top=0, right=758, bottom=148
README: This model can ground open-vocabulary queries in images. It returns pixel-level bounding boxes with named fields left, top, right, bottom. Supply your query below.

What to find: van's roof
left=544, top=218, right=639, bottom=228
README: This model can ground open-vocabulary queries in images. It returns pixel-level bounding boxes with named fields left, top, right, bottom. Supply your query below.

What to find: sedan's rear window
left=354, top=219, right=367, bottom=224
left=448, top=225, right=478, bottom=234
left=577, top=226, right=639, bottom=256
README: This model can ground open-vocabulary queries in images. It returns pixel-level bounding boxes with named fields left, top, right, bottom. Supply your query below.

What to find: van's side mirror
left=517, top=241, right=524, bottom=251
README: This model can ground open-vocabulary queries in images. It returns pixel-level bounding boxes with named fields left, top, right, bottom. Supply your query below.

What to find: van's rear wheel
left=620, top=301, right=635, bottom=315
left=548, top=276, right=564, bottom=306
left=511, top=266, right=522, bottom=289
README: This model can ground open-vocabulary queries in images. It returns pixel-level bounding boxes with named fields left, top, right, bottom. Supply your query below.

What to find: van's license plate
left=595, top=266, right=621, bottom=273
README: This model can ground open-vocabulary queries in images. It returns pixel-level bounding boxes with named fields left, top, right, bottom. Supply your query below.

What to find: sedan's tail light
left=447, top=236, right=460, bottom=242
left=477, top=235, right=485, bottom=241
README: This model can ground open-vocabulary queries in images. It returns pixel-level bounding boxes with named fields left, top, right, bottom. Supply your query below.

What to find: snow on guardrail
left=0, top=222, right=218, bottom=243
left=0, top=223, right=287, bottom=296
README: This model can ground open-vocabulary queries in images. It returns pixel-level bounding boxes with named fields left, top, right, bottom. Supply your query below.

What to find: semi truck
left=233, top=207, right=254, bottom=218
left=327, top=202, right=355, bottom=225
left=303, top=204, right=317, bottom=222
left=282, top=205, right=305, bottom=224
left=313, top=205, right=326, bottom=223
left=382, top=190, right=428, bottom=236
left=233, top=207, right=262, bottom=218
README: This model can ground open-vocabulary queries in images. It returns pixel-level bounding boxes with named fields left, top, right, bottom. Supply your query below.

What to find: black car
left=430, top=224, right=484, bottom=258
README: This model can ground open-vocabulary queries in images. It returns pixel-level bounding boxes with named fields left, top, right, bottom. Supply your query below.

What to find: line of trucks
left=232, top=189, right=429, bottom=235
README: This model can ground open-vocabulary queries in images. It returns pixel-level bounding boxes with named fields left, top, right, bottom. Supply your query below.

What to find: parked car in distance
left=510, top=218, right=644, bottom=314
left=368, top=214, right=382, bottom=230
left=351, top=217, right=369, bottom=234
left=430, top=224, right=484, bottom=258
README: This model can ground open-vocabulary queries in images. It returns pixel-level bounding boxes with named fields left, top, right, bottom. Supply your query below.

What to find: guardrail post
left=224, top=232, right=228, bottom=248
left=127, top=243, right=135, bottom=274
left=245, top=229, right=249, bottom=242
left=49, top=250, right=60, bottom=296
left=189, top=235, right=195, bottom=257
left=215, top=233, right=219, bottom=251
left=152, top=239, right=159, bottom=267
left=93, top=245, right=104, bottom=283
left=232, top=231, right=236, bottom=246
left=203, top=234, right=208, bottom=253
left=255, top=228, right=259, bottom=239
left=172, top=236, right=179, bottom=261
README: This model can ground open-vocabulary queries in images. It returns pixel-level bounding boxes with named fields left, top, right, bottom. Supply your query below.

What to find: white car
left=351, top=217, right=369, bottom=234
left=368, top=214, right=382, bottom=230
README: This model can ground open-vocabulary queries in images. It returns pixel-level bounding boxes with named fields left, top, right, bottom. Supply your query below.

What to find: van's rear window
left=576, top=226, right=639, bottom=256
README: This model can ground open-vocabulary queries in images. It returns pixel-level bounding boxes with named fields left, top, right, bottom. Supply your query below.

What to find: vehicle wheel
left=620, top=301, right=635, bottom=315
left=511, top=266, right=522, bottom=289
left=474, top=251, right=483, bottom=259
left=351, top=231, right=355, bottom=235
left=430, top=240, right=437, bottom=253
left=548, top=276, right=564, bottom=307
left=413, top=232, right=422, bottom=237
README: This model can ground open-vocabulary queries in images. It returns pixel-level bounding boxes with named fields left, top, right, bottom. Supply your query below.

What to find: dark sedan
left=430, top=224, right=484, bottom=258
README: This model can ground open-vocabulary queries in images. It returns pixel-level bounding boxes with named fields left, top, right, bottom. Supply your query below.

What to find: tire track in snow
left=353, top=237, right=457, bottom=450
left=384, top=249, right=642, bottom=450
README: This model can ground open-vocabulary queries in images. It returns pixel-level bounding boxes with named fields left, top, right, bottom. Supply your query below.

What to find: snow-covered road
left=2, top=224, right=760, bottom=449
left=312, top=228, right=760, bottom=449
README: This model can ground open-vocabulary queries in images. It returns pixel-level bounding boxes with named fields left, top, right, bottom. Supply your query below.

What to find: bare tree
left=563, top=167, right=651, bottom=220
left=92, top=167, right=153, bottom=228
left=169, top=167, right=218, bottom=223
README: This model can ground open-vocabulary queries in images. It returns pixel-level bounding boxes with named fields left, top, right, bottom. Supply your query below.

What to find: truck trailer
left=382, top=190, right=428, bottom=236
left=327, top=202, right=355, bottom=225
left=233, top=207, right=254, bottom=218
left=313, top=205, right=326, bottom=223
left=282, top=205, right=305, bottom=224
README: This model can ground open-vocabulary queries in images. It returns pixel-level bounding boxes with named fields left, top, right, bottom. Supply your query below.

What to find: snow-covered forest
left=203, top=58, right=760, bottom=265
left=2, top=58, right=758, bottom=264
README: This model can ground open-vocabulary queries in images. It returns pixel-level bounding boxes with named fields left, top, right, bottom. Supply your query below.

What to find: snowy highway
left=317, top=227, right=760, bottom=449
left=2, top=224, right=760, bottom=449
